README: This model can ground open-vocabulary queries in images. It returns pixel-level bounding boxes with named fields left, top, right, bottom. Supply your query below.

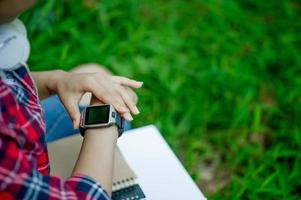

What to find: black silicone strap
left=79, top=126, right=85, bottom=137
left=115, top=112, right=125, bottom=137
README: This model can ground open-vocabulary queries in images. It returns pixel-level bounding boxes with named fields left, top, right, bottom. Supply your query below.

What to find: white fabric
left=0, top=19, right=30, bottom=70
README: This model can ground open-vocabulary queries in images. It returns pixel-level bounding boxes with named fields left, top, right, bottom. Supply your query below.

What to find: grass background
left=21, top=0, right=301, bottom=199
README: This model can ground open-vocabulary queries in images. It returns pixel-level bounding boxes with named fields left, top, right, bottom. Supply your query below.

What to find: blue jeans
left=41, top=95, right=130, bottom=142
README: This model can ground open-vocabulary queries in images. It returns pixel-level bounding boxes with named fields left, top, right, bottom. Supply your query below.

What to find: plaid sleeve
left=0, top=123, right=110, bottom=200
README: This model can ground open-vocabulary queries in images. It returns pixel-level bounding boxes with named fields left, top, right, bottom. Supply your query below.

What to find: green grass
left=21, top=0, right=301, bottom=199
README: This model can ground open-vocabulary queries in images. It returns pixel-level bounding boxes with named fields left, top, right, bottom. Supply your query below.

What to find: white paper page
left=117, top=125, right=206, bottom=200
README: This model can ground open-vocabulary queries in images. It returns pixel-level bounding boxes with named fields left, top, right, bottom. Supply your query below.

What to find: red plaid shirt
left=0, top=65, right=110, bottom=200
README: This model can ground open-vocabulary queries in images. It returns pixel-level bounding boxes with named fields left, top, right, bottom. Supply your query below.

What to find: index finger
left=111, top=76, right=143, bottom=88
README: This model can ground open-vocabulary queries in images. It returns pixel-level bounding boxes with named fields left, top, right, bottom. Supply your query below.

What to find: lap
left=41, top=95, right=84, bottom=142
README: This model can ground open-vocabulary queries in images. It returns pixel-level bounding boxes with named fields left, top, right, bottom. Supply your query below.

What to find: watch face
left=85, top=105, right=110, bottom=125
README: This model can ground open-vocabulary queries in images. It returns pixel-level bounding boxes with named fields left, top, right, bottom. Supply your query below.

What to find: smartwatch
left=79, top=104, right=125, bottom=137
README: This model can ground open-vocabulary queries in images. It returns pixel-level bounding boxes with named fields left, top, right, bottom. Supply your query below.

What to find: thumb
left=61, top=96, right=81, bottom=129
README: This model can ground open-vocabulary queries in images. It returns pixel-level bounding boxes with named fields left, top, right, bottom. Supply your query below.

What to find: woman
left=0, top=0, right=142, bottom=199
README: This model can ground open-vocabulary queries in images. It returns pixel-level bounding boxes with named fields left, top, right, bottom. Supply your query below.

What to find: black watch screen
left=85, top=105, right=110, bottom=125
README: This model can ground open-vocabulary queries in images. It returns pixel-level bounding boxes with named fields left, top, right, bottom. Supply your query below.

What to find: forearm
left=31, top=70, right=66, bottom=99
left=72, top=124, right=118, bottom=196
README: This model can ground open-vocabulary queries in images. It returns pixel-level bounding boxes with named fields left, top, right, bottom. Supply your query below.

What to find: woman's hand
left=45, top=69, right=143, bottom=128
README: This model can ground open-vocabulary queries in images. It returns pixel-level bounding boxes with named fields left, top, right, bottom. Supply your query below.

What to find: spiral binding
left=112, top=177, right=138, bottom=192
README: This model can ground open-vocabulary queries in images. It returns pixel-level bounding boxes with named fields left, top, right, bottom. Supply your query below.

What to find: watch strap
left=79, top=126, right=85, bottom=137
left=115, top=112, right=125, bottom=137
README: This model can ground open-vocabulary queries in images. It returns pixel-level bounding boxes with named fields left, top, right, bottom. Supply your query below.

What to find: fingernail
left=124, top=113, right=133, bottom=121
left=133, top=106, right=140, bottom=115
left=134, top=81, right=143, bottom=86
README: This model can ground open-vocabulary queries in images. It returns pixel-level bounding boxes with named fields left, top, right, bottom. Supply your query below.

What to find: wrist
left=83, top=125, right=119, bottom=142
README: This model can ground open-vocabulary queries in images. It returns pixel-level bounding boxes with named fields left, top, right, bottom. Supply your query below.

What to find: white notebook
left=117, top=125, right=206, bottom=200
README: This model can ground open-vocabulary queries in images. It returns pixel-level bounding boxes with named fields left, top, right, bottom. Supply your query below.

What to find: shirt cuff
left=66, top=173, right=110, bottom=200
